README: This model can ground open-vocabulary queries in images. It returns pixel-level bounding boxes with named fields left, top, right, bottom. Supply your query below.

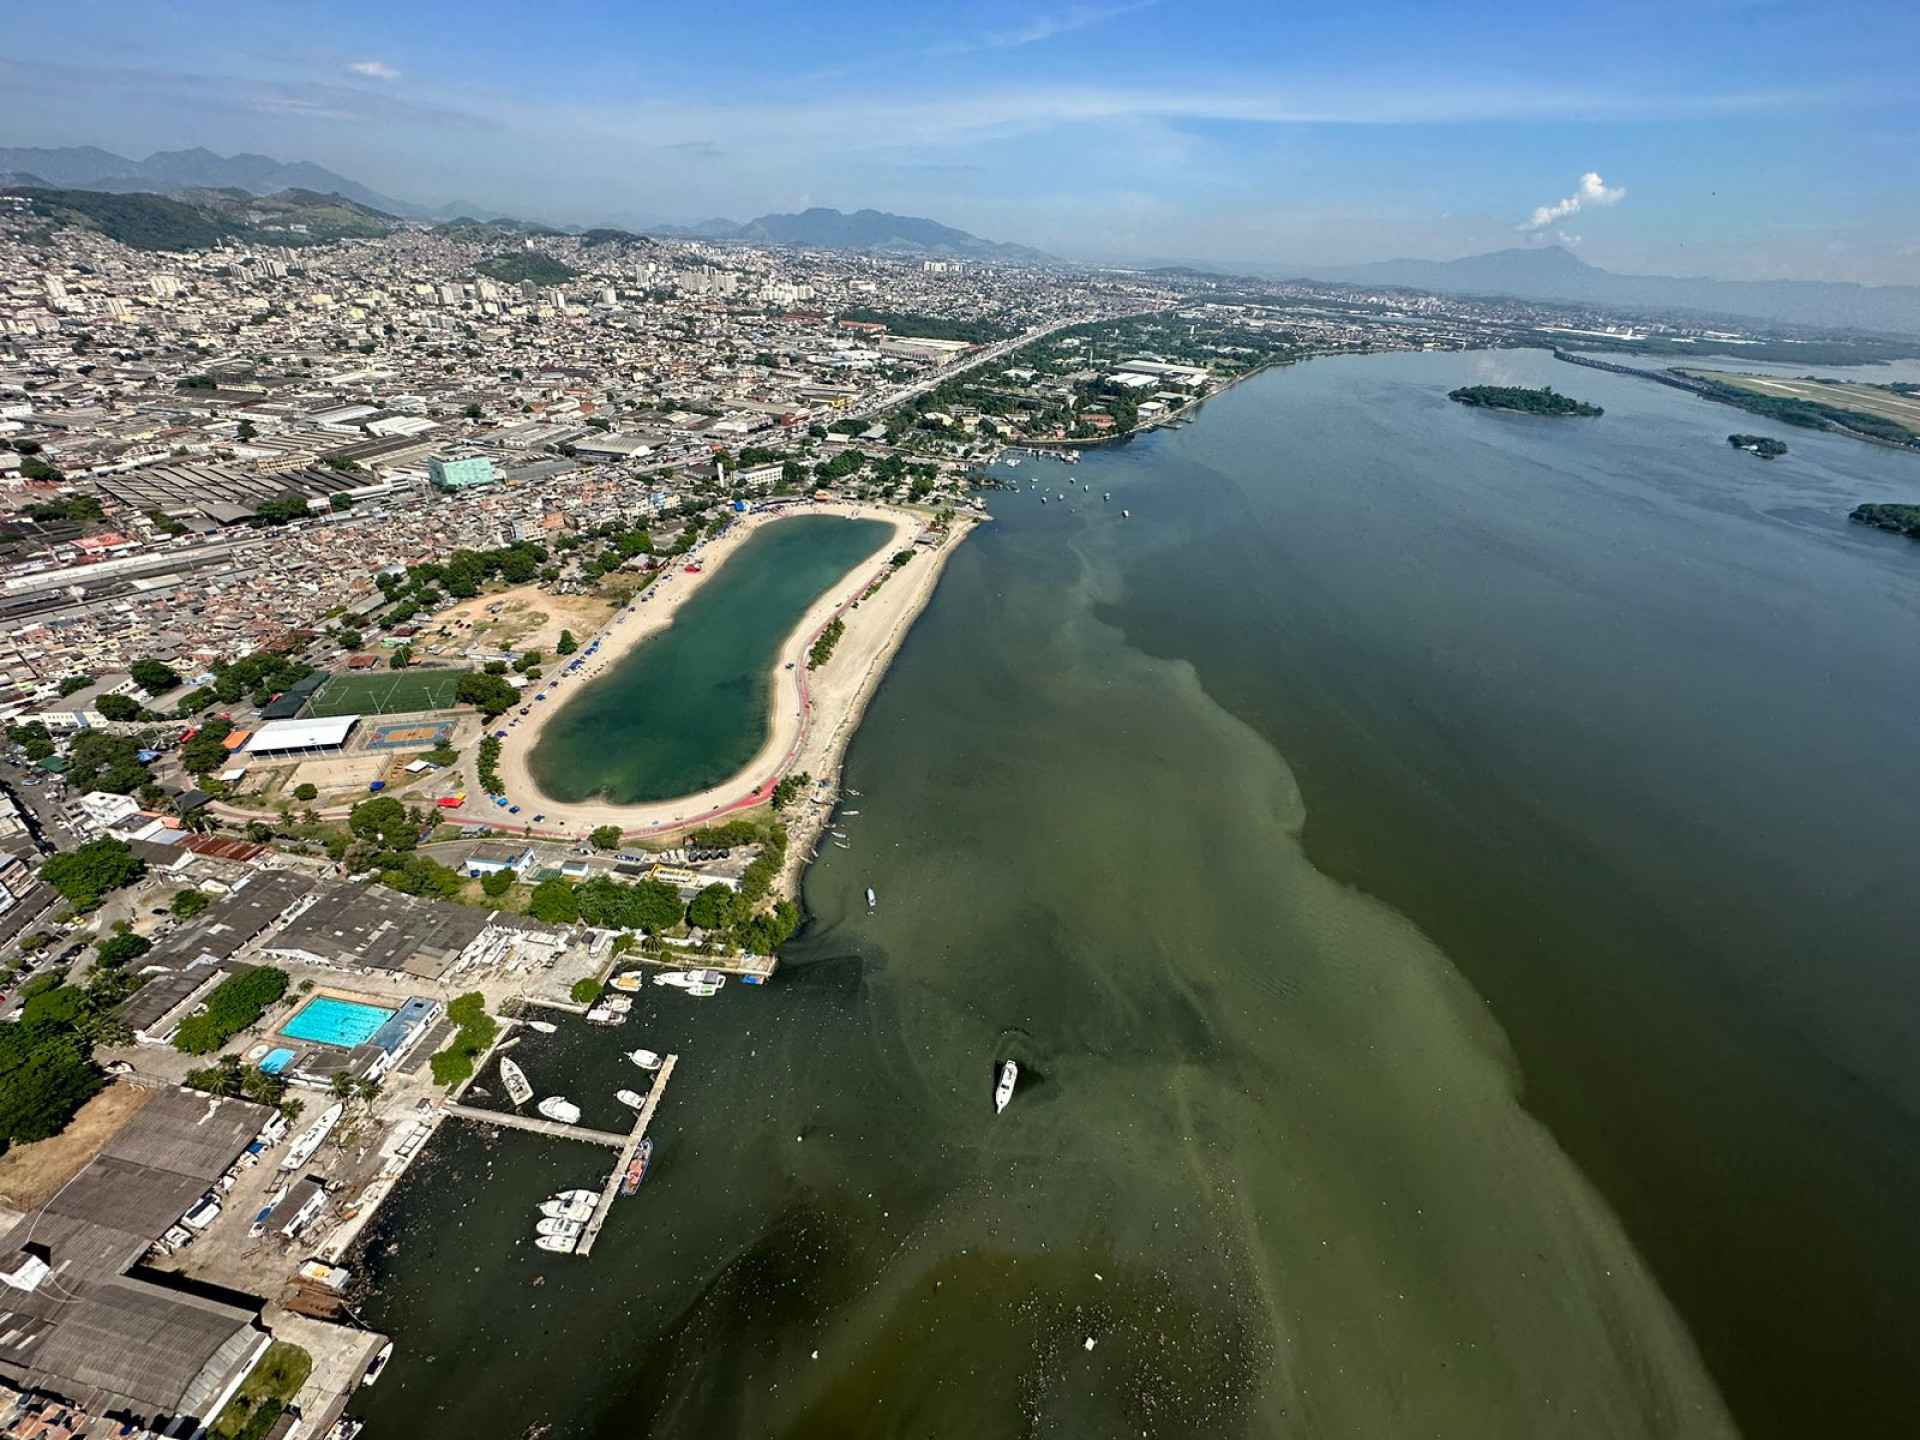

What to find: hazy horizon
left=6, top=0, right=1915, bottom=285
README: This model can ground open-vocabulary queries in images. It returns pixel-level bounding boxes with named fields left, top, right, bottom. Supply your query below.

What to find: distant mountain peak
left=649, top=205, right=1047, bottom=262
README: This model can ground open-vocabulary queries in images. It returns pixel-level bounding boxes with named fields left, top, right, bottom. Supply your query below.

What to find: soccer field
left=306, top=669, right=471, bottom=717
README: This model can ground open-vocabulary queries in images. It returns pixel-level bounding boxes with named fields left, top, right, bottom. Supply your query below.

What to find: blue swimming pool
left=281, top=996, right=396, bottom=1048
left=258, top=1047, right=297, bottom=1074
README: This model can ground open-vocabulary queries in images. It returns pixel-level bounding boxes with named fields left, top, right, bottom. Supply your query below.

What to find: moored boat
left=610, top=971, right=645, bottom=992
left=499, top=1057, right=533, bottom=1107
left=535, top=1233, right=577, bottom=1254
left=584, top=1005, right=627, bottom=1026
left=604, top=994, right=633, bottom=1013
left=527, top=1020, right=558, bottom=1034
left=360, top=1341, right=394, bottom=1388
left=994, top=1060, right=1018, bottom=1115
left=620, top=1137, right=654, bottom=1196
left=540, top=1197, right=595, bottom=1222
left=616, top=1088, right=646, bottom=1109
left=537, top=1097, right=582, bottom=1125
left=536, top=1217, right=583, bottom=1239
left=628, top=1049, right=663, bottom=1070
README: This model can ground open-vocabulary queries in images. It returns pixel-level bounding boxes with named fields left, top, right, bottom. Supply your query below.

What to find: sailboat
left=499, top=1057, right=533, bottom=1107
left=994, top=1061, right=1018, bottom=1115
left=280, top=1102, right=344, bottom=1171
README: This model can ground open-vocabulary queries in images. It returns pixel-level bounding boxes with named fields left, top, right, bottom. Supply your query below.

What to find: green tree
left=455, top=670, right=518, bottom=717
left=56, top=674, right=94, bottom=697
left=293, top=782, right=318, bottom=802
left=172, top=889, right=214, bottom=918
left=349, top=796, right=414, bottom=851
left=94, top=933, right=152, bottom=968
left=42, top=839, right=145, bottom=911
left=589, top=825, right=622, bottom=851
left=686, top=882, right=733, bottom=931
left=526, top=877, right=579, bottom=923
left=570, top=977, right=602, bottom=1005
left=96, top=693, right=143, bottom=722
left=388, top=646, right=412, bottom=670
left=130, top=658, right=181, bottom=695
left=556, top=630, right=578, bottom=656
left=480, top=868, right=514, bottom=898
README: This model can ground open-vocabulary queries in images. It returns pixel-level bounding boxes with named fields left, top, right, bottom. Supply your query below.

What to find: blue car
left=508, top=805, right=520, bottom=814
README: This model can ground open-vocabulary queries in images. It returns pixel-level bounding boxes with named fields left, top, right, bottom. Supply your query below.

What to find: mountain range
left=645, top=207, right=1050, bottom=262
left=1286, top=245, right=1920, bottom=338
left=0, top=145, right=485, bottom=221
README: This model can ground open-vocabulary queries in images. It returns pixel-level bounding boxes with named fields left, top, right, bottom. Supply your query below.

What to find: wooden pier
left=577, top=1053, right=676, bottom=1256
left=443, top=1103, right=630, bottom=1148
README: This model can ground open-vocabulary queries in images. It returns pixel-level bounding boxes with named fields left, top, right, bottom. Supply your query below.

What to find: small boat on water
left=540, top=1196, right=596, bottom=1222
left=584, top=1005, right=627, bottom=1026
left=617, top=1088, right=646, bottom=1109
left=604, top=994, right=633, bottom=1014
left=538, top=1097, right=582, bottom=1125
left=527, top=1020, right=557, bottom=1034
left=656, top=969, right=725, bottom=991
left=1122, top=509, right=1131, bottom=518
left=620, top=1138, right=654, bottom=1196
left=500, top=1057, right=533, bottom=1107
left=833, top=840, right=850, bottom=850
left=994, top=1060, right=1019, bottom=1115
left=553, top=1188, right=598, bottom=1205
left=687, top=983, right=720, bottom=998
left=361, top=1341, right=394, bottom=1388
left=629, top=1049, right=663, bottom=1070
left=535, top=1233, right=577, bottom=1254
left=842, top=809, right=860, bottom=816
left=280, top=1102, right=344, bottom=1172
left=1103, top=492, right=1111, bottom=501
left=610, top=971, right=645, bottom=993
left=865, top=887, right=877, bottom=911
left=536, top=1217, right=584, bottom=1239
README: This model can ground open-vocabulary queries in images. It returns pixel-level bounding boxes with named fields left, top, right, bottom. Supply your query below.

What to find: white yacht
left=537, top=1097, right=582, bottom=1125
left=629, top=1049, right=664, bottom=1070
left=616, top=1088, right=647, bottom=1109
left=499, top=1058, right=533, bottom=1107
left=279, top=1102, right=344, bottom=1171
left=994, top=1061, right=1018, bottom=1115
left=360, top=1341, right=394, bottom=1388
left=540, top=1197, right=596, bottom=1222
left=535, top=1217, right=584, bottom=1239
left=535, top=1233, right=578, bottom=1254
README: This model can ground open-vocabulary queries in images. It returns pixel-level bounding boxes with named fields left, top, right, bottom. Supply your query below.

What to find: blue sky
left=6, top=0, right=1916, bottom=282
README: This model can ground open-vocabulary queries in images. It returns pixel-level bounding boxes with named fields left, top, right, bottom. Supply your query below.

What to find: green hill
left=16, top=186, right=403, bottom=250
left=476, top=252, right=579, bottom=285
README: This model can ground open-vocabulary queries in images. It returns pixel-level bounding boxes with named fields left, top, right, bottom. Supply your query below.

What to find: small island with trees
left=1448, top=384, right=1603, bottom=417
left=1849, top=503, right=1920, bottom=541
left=1728, top=434, right=1789, bottom=459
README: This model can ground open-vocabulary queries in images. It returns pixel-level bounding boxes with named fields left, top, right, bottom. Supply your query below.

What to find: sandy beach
left=475, top=500, right=972, bottom=852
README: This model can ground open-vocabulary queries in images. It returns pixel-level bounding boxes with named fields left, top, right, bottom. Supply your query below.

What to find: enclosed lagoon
left=355, top=351, right=1920, bottom=1439
left=526, top=514, right=892, bottom=805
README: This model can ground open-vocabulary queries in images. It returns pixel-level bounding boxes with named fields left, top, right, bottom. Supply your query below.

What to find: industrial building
left=0, top=1088, right=278, bottom=1430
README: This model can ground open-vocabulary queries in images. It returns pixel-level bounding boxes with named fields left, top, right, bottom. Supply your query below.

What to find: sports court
left=306, top=669, right=471, bottom=717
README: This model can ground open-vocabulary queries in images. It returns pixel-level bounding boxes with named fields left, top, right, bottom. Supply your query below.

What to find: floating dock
left=441, top=1053, right=680, bottom=1258
left=577, top=1053, right=676, bottom=1256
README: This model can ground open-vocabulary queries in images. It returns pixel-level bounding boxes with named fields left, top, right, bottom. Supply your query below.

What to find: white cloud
left=1520, top=171, right=1624, bottom=231
left=348, top=60, right=401, bottom=82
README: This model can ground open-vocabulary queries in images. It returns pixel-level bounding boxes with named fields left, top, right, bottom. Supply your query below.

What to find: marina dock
left=578, top=1053, right=675, bottom=1255
left=443, top=1103, right=632, bottom=1148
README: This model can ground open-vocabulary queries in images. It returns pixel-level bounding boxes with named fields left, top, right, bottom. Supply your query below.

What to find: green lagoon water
left=526, top=514, right=891, bottom=804
left=352, top=350, right=1920, bottom=1438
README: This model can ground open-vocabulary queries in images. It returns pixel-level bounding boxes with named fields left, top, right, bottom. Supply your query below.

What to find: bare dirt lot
left=0, top=1080, right=158, bottom=1209
left=421, top=584, right=620, bottom=656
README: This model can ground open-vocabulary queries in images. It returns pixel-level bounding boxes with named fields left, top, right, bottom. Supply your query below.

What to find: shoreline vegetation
left=1449, top=383, right=1603, bottom=417
left=1849, top=503, right=1920, bottom=540
left=1729, top=434, right=1789, bottom=459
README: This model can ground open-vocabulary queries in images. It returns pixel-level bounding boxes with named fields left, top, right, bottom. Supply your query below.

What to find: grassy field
left=211, top=1341, right=312, bottom=1440
left=1684, top=371, right=1920, bottom=431
left=307, top=668, right=470, bottom=717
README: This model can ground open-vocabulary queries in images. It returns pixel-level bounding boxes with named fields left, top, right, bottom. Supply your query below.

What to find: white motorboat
left=604, top=994, right=633, bottom=1013
left=994, top=1060, right=1018, bottom=1115
left=616, top=1088, right=646, bottom=1109
left=551, top=1188, right=599, bottom=1206
left=499, top=1057, right=533, bottom=1107
left=527, top=1020, right=558, bottom=1034
left=584, top=1005, right=627, bottom=1026
left=654, top=971, right=698, bottom=989
left=865, top=887, right=877, bottom=911
left=535, top=1233, right=577, bottom=1254
left=540, top=1197, right=595, bottom=1222
left=279, top=1102, right=344, bottom=1171
left=1122, top=509, right=1131, bottom=518
left=360, top=1341, right=393, bottom=1388
left=629, top=1049, right=663, bottom=1070
left=691, top=969, right=725, bottom=988
left=610, top=971, right=646, bottom=993
left=687, top=983, right=720, bottom=998
left=536, top=1217, right=583, bottom=1239
left=537, top=1097, right=582, bottom=1125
